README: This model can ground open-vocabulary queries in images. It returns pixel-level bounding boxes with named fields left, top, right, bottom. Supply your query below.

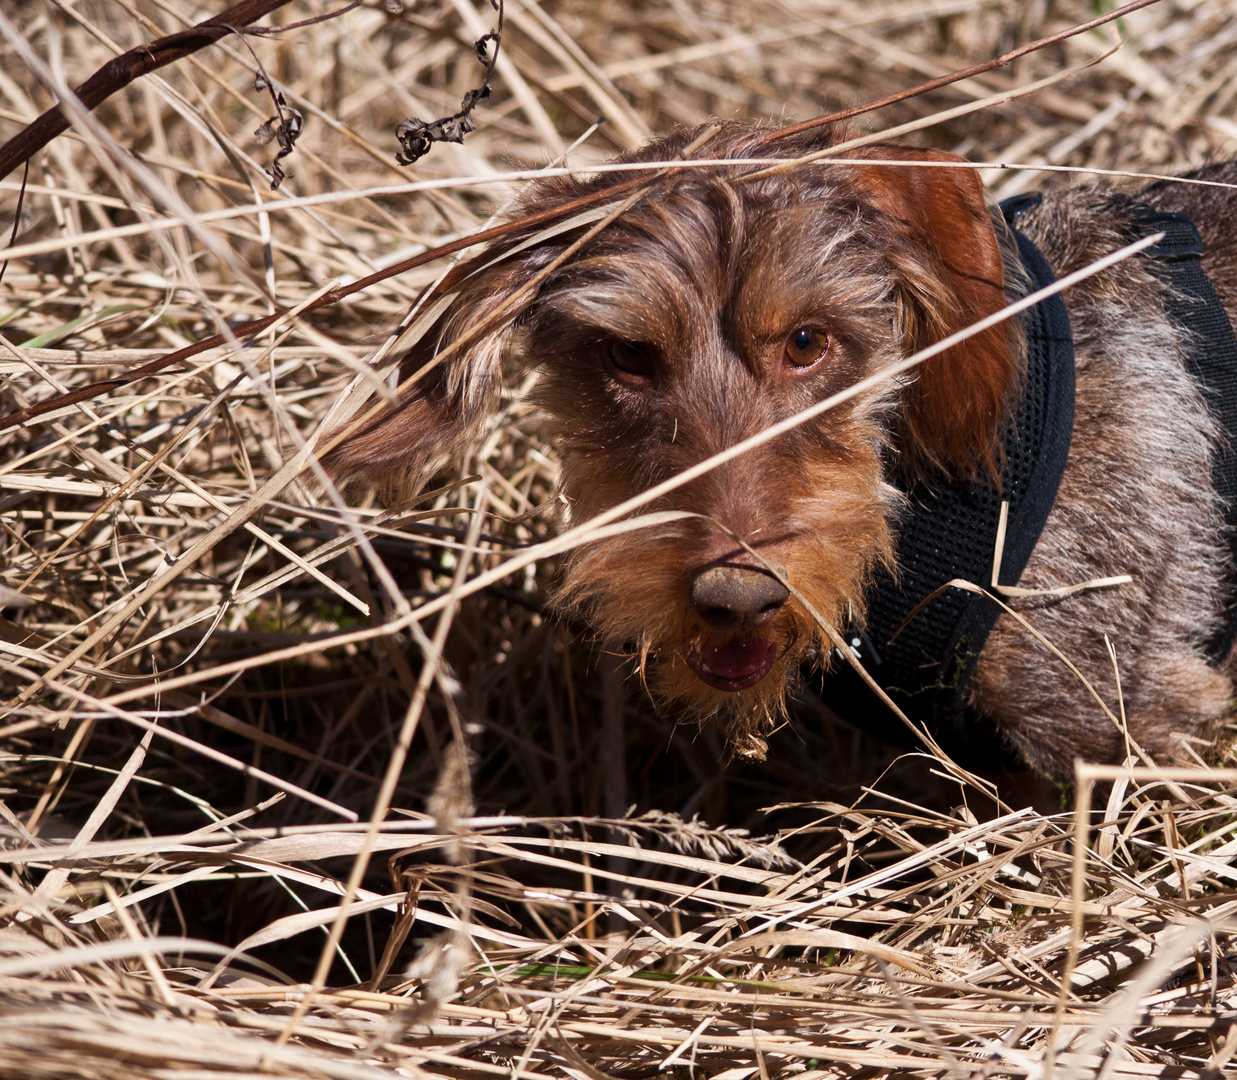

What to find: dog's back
left=968, top=173, right=1237, bottom=772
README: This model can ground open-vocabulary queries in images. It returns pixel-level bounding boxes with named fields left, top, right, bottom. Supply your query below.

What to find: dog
left=325, top=121, right=1237, bottom=779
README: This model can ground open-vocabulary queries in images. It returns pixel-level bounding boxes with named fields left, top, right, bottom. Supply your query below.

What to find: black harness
left=814, top=194, right=1237, bottom=769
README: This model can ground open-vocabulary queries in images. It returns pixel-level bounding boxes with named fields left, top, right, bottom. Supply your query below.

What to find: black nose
left=689, top=566, right=789, bottom=630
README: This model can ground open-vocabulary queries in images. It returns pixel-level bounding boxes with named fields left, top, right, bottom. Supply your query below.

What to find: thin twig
left=0, top=0, right=294, bottom=181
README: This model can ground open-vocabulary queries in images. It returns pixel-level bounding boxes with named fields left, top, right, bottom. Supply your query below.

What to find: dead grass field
left=2, top=0, right=1237, bottom=1077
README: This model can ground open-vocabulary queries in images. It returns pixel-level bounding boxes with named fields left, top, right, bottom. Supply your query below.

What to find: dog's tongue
left=688, top=639, right=776, bottom=692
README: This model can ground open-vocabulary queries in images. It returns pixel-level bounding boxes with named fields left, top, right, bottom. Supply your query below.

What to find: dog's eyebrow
left=731, top=229, right=896, bottom=340
left=538, top=252, right=711, bottom=340
left=539, top=287, right=666, bottom=342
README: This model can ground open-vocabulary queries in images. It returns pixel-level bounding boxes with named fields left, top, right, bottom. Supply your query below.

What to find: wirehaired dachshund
left=326, top=122, right=1237, bottom=778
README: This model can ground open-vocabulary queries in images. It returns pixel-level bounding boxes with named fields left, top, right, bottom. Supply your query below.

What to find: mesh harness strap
left=812, top=195, right=1237, bottom=769
left=813, top=197, right=1074, bottom=769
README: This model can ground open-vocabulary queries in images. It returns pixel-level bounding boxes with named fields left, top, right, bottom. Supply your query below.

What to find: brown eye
left=606, top=340, right=655, bottom=380
left=785, top=328, right=831, bottom=369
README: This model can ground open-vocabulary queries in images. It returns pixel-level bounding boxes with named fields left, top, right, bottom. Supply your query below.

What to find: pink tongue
left=703, top=639, right=775, bottom=679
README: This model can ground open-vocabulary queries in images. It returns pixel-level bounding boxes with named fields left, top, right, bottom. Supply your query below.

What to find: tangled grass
left=1, top=0, right=1237, bottom=1076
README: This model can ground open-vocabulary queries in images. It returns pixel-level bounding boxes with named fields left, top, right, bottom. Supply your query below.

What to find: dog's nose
left=689, top=566, right=789, bottom=629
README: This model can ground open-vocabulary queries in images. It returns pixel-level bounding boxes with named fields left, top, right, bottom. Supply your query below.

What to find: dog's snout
left=689, top=566, right=789, bottom=629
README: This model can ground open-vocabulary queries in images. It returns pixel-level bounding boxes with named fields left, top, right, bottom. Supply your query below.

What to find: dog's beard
left=553, top=539, right=804, bottom=760
left=553, top=503, right=893, bottom=761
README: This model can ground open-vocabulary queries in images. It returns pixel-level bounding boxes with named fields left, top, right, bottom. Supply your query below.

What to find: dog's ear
left=320, top=251, right=539, bottom=497
left=852, top=146, right=1014, bottom=475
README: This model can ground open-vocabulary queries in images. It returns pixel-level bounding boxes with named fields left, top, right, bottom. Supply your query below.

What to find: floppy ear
left=321, top=251, right=539, bottom=498
left=852, top=146, right=1016, bottom=476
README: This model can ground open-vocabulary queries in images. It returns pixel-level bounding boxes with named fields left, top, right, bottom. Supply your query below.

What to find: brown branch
left=0, top=0, right=1165, bottom=433
left=0, top=0, right=293, bottom=182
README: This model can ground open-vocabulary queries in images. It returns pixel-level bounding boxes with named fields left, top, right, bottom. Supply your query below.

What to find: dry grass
left=2, top=0, right=1237, bottom=1076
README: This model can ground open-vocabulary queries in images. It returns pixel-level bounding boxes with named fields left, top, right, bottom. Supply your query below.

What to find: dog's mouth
left=684, top=638, right=778, bottom=692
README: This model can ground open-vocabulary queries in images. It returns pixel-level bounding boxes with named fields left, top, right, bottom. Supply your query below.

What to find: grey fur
left=970, top=188, right=1233, bottom=772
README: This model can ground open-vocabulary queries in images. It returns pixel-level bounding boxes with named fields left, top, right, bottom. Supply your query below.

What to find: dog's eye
left=785, top=328, right=831, bottom=369
left=605, top=340, right=656, bottom=380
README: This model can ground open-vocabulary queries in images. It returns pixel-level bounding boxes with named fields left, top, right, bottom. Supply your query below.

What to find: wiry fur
left=969, top=176, right=1237, bottom=772
left=326, top=123, right=1237, bottom=777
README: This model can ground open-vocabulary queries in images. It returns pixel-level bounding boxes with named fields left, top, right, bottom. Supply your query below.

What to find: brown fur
left=326, top=122, right=1237, bottom=778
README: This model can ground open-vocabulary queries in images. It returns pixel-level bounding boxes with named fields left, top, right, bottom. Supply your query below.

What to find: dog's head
left=326, top=122, right=1020, bottom=756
